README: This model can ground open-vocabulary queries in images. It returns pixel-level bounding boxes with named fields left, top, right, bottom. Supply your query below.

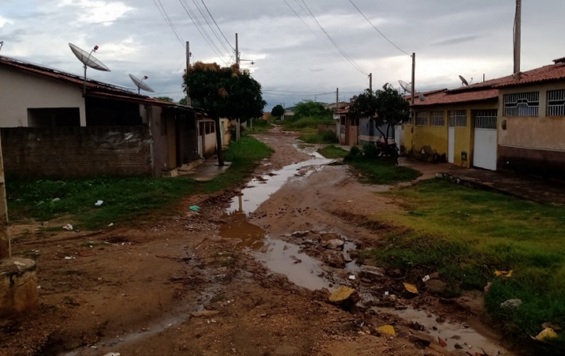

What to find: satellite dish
left=419, top=92, right=426, bottom=101
left=69, top=43, right=110, bottom=94
left=129, top=74, right=155, bottom=94
left=69, top=43, right=110, bottom=71
left=458, top=75, right=469, bottom=86
left=398, top=80, right=412, bottom=93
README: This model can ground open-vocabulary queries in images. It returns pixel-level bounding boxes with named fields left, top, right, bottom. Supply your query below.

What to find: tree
left=349, top=83, right=410, bottom=157
left=271, top=104, right=285, bottom=120
left=155, top=96, right=174, bottom=102
left=184, top=62, right=266, bottom=166
left=293, top=100, right=332, bottom=120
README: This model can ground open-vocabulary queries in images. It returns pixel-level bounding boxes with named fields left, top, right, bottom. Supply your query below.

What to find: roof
left=411, top=88, right=498, bottom=107
left=0, top=55, right=198, bottom=111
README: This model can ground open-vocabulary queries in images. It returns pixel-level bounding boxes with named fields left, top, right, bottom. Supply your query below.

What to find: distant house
left=0, top=55, right=213, bottom=178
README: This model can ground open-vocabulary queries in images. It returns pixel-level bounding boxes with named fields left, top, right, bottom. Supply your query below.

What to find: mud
left=0, top=128, right=515, bottom=356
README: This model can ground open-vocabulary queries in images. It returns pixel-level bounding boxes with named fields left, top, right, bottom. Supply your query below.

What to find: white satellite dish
left=458, top=75, right=469, bottom=86
left=69, top=43, right=110, bottom=72
left=398, top=80, right=412, bottom=93
left=69, top=42, right=110, bottom=94
left=129, top=74, right=155, bottom=94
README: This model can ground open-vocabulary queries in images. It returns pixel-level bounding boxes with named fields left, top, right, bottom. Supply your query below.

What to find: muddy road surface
left=1, top=129, right=513, bottom=355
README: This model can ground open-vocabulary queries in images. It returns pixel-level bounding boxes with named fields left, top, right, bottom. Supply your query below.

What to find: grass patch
left=298, top=131, right=339, bottom=144
left=281, top=116, right=334, bottom=130
left=317, top=145, right=348, bottom=159
left=348, top=157, right=421, bottom=184
left=364, top=178, right=565, bottom=352
left=245, top=119, right=273, bottom=134
left=7, top=136, right=272, bottom=230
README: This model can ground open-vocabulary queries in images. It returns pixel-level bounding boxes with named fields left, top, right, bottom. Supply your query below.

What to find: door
left=473, top=111, right=497, bottom=170
left=448, top=127, right=455, bottom=163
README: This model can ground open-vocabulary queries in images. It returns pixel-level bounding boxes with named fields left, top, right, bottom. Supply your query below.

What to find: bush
left=344, top=146, right=362, bottom=162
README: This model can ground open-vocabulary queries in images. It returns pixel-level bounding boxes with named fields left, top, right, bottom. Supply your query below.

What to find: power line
left=178, top=0, right=229, bottom=65
left=201, top=0, right=234, bottom=51
left=152, top=0, right=185, bottom=49
left=191, top=0, right=232, bottom=55
left=299, top=0, right=367, bottom=76
left=348, top=0, right=410, bottom=57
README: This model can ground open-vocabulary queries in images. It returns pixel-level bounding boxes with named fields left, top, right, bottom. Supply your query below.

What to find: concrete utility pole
left=513, top=0, right=522, bottom=77
left=235, top=33, right=240, bottom=66
left=335, top=88, right=339, bottom=111
left=186, top=41, right=192, bottom=106
left=0, top=134, right=8, bottom=259
left=368, top=73, right=372, bottom=92
left=411, top=53, right=416, bottom=106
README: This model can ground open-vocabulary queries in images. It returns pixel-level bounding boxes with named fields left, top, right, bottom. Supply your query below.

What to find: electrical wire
left=201, top=0, right=234, bottom=51
left=348, top=0, right=411, bottom=57
left=178, top=0, right=230, bottom=65
left=152, top=0, right=185, bottom=49
left=191, top=0, right=233, bottom=55
left=299, top=0, right=368, bottom=76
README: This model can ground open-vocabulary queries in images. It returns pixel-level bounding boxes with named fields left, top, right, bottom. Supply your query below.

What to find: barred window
left=448, top=110, right=467, bottom=127
left=415, top=112, right=428, bottom=126
left=473, top=110, right=497, bottom=129
left=503, top=92, right=539, bottom=116
left=547, top=89, right=565, bottom=116
left=430, top=111, right=445, bottom=126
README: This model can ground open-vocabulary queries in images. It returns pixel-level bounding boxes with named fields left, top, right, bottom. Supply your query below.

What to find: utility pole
left=513, top=0, right=522, bottom=78
left=336, top=88, right=339, bottom=113
left=0, top=134, right=9, bottom=259
left=411, top=53, right=416, bottom=106
left=368, top=73, right=372, bottom=92
left=235, top=33, right=240, bottom=66
left=186, top=41, right=192, bottom=106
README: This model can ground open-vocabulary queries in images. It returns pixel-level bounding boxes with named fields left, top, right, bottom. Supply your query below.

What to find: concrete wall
left=0, top=66, right=86, bottom=127
left=2, top=126, right=153, bottom=178
left=498, top=82, right=565, bottom=176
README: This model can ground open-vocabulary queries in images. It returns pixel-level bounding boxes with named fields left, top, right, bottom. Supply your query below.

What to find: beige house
left=0, top=55, right=208, bottom=178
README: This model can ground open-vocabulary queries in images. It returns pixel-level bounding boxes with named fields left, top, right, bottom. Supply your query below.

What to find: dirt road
left=1, top=129, right=512, bottom=355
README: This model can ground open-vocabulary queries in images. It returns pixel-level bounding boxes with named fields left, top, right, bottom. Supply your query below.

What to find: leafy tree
left=155, top=96, right=174, bottom=102
left=349, top=84, right=410, bottom=157
left=271, top=104, right=285, bottom=120
left=184, top=62, right=266, bottom=166
left=178, top=97, right=187, bottom=105
left=293, top=100, right=331, bottom=120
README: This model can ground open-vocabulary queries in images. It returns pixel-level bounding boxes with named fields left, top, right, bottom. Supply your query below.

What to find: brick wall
left=2, top=126, right=153, bottom=178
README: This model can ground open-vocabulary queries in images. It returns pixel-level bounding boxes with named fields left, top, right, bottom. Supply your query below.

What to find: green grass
left=348, top=157, right=421, bottom=184
left=317, top=145, right=348, bottom=159
left=281, top=116, right=335, bottom=130
left=363, top=178, right=565, bottom=352
left=244, top=118, right=273, bottom=134
left=7, top=136, right=272, bottom=230
left=298, top=131, right=339, bottom=144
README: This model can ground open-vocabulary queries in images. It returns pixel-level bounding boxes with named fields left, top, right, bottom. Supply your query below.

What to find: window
left=503, top=92, right=539, bottom=116
left=415, top=112, right=428, bottom=126
left=473, top=110, right=497, bottom=129
left=430, top=111, right=445, bottom=126
left=448, top=110, right=467, bottom=127
left=547, top=89, right=565, bottom=116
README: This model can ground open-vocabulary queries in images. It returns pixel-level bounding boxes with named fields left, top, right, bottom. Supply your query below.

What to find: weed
left=317, top=145, right=348, bottom=159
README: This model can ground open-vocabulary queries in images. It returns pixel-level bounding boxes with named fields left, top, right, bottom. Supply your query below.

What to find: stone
left=321, top=250, right=346, bottom=268
left=0, top=258, right=38, bottom=317
left=328, top=286, right=359, bottom=307
left=359, top=265, right=386, bottom=281
left=426, top=279, right=447, bottom=295
left=500, top=298, right=522, bottom=309
left=322, top=239, right=345, bottom=250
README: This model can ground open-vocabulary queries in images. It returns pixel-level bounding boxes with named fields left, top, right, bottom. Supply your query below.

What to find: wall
left=412, top=125, right=448, bottom=159
left=0, top=66, right=86, bottom=126
left=2, top=126, right=152, bottom=178
left=498, top=83, right=565, bottom=176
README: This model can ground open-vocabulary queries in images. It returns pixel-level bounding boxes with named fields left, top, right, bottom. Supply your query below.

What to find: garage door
left=473, top=110, right=497, bottom=170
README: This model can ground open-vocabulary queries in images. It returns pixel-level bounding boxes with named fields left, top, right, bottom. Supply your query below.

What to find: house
left=0, top=55, right=215, bottom=178
left=405, top=56, right=565, bottom=177
left=336, top=104, right=358, bottom=146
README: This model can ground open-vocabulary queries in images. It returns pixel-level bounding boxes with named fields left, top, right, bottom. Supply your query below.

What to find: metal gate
left=473, top=110, right=497, bottom=170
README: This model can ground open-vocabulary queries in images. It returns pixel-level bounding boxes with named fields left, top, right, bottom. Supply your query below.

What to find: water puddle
left=227, top=148, right=332, bottom=214
left=375, top=306, right=507, bottom=355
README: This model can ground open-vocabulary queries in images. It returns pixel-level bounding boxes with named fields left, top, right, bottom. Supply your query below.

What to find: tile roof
left=0, top=55, right=195, bottom=110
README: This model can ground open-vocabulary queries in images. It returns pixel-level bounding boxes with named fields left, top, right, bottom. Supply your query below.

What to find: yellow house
left=405, top=87, right=498, bottom=169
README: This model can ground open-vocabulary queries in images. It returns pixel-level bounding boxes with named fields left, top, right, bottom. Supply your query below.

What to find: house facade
left=0, top=55, right=210, bottom=178
left=404, top=57, right=565, bottom=177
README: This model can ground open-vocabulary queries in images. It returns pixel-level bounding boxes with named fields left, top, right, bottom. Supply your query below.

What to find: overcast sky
left=1, top=1, right=564, bottom=110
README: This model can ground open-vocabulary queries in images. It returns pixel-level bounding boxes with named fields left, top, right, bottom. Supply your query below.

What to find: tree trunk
left=213, top=114, right=224, bottom=167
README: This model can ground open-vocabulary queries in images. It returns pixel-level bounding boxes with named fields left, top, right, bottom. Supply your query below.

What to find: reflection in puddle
left=255, top=236, right=332, bottom=291
left=227, top=151, right=332, bottom=214
left=375, top=306, right=506, bottom=355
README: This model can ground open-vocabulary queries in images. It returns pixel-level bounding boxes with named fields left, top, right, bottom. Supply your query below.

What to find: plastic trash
left=62, top=224, right=73, bottom=231
left=189, top=205, right=200, bottom=212
left=422, top=275, right=430, bottom=282
left=376, top=324, right=396, bottom=336
left=95, top=200, right=104, bottom=207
